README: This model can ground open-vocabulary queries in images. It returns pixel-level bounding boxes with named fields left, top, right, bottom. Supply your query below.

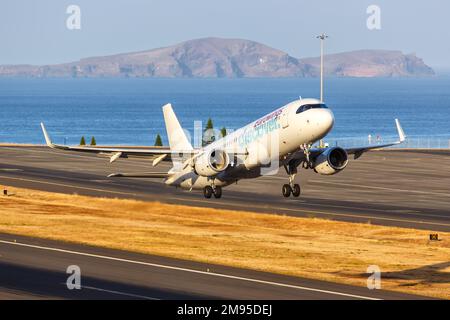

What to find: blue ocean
left=0, top=77, right=449, bottom=148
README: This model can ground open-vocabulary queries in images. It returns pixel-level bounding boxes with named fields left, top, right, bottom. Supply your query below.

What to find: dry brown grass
left=0, top=187, right=449, bottom=299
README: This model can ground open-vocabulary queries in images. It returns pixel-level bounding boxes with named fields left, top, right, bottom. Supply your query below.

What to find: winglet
left=395, top=119, right=406, bottom=142
left=40, top=122, right=55, bottom=148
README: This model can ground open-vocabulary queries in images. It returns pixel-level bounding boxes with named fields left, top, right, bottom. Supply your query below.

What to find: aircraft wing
left=287, top=119, right=406, bottom=163
left=40, top=123, right=197, bottom=165
left=339, top=118, right=406, bottom=159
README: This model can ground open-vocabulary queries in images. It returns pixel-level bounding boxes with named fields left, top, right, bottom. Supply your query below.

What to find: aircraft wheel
left=203, top=186, right=213, bottom=199
left=292, top=184, right=301, bottom=197
left=282, top=184, right=291, bottom=197
left=213, top=186, right=222, bottom=199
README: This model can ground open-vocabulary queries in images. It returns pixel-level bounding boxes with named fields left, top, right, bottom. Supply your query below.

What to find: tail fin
left=162, top=103, right=193, bottom=151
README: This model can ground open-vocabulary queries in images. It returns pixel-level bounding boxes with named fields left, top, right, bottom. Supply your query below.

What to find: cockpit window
left=296, top=103, right=328, bottom=114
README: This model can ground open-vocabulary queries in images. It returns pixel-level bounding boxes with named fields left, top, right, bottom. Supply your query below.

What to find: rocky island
left=0, top=38, right=434, bottom=78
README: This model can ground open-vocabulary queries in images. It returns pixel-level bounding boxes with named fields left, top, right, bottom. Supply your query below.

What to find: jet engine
left=313, top=147, right=348, bottom=175
left=194, top=149, right=230, bottom=177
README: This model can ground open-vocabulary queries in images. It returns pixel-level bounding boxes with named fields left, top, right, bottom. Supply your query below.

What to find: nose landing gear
left=282, top=180, right=301, bottom=198
left=203, top=185, right=222, bottom=199
left=213, top=186, right=222, bottom=198
left=291, top=183, right=301, bottom=197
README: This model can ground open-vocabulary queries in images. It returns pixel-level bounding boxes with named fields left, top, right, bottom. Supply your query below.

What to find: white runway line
left=0, top=175, right=138, bottom=197
left=76, top=285, right=159, bottom=300
left=0, top=239, right=380, bottom=300
left=310, top=180, right=450, bottom=198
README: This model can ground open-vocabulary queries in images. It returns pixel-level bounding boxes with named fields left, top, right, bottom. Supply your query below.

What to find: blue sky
left=1, top=0, right=448, bottom=68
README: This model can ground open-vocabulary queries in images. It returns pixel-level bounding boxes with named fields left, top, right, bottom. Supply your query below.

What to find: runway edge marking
left=0, top=175, right=138, bottom=197
left=78, top=285, right=159, bottom=300
left=0, top=239, right=380, bottom=300
left=310, top=180, right=450, bottom=198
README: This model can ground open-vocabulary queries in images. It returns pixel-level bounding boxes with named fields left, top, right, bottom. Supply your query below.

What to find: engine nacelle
left=194, top=149, right=230, bottom=177
left=313, top=147, right=348, bottom=175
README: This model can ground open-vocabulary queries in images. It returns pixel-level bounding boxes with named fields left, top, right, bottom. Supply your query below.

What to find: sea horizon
left=1, top=77, right=449, bottom=148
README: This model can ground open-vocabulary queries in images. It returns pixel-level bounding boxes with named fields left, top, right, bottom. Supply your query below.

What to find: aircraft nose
left=312, top=108, right=334, bottom=135
left=322, top=108, right=334, bottom=132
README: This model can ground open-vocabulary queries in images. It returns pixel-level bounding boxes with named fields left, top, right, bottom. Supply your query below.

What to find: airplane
left=40, top=98, right=406, bottom=199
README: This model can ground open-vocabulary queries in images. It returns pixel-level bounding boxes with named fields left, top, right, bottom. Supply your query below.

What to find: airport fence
left=326, top=136, right=450, bottom=149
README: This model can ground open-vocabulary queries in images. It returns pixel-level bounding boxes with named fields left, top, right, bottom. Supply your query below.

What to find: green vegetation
left=90, top=137, right=97, bottom=146
left=154, top=134, right=163, bottom=147
left=205, top=118, right=214, bottom=131
left=220, top=127, right=227, bottom=137
left=79, top=136, right=86, bottom=146
left=203, top=118, right=216, bottom=146
left=202, top=118, right=228, bottom=145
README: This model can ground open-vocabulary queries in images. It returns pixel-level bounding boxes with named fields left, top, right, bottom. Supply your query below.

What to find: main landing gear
left=203, top=185, right=222, bottom=199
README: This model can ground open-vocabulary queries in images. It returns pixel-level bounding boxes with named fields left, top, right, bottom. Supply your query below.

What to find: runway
left=0, top=146, right=449, bottom=231
left=0, top=233, right=427, bottom=300
left=0, top=146, right=447, bottom=300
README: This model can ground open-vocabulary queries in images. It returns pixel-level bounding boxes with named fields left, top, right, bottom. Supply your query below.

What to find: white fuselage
left=166, top=98, right=334, bottom=189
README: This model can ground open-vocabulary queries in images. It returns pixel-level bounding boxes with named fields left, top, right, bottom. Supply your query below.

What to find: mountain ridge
left=0, top=37, right=435, bottom=78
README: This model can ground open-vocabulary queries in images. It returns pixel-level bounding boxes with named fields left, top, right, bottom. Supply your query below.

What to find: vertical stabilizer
left=162, top=103, right=193, bottom=151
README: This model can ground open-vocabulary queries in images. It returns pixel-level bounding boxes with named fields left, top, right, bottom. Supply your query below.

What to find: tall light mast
left=316, top=33, right=328, bottom=148
left=316, top=33, right=328, bottom=102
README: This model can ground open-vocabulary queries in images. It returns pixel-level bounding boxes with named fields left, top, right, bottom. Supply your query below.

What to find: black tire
left=282, top=184, right=291, bottom=197
left=213, top=186, right=222, bottom=199
left=292, top=184, right=301, bottom=197
left=203, top=186, right=213, bottom=199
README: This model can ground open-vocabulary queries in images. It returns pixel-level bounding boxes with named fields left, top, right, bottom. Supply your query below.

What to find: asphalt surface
left=0, top=233, right=428, bottom=300
left=0, top=146, right=449, bottom=232
left=0, top=146, right=447, bottom=300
